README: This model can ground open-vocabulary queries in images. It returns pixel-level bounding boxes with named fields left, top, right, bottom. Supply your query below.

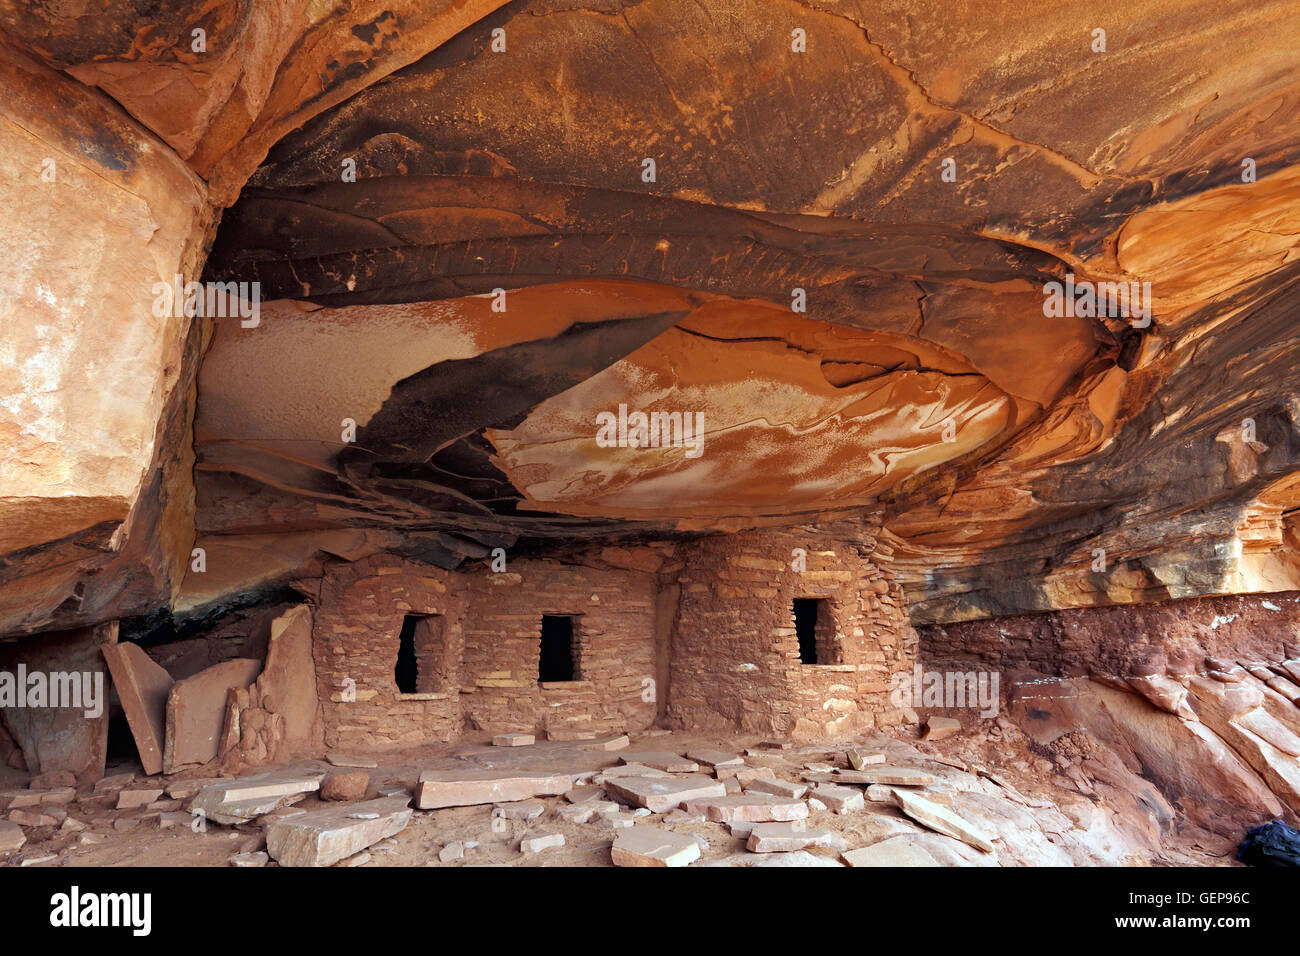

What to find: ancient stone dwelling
left=309, top=529, right=915, bottom=752
left=3, top=1, right=1300, bottom=871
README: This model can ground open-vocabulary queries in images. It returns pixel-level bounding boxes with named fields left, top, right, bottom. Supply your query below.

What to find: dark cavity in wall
left=539, top=614, right=577, bottom=682
left=394, top=613, right=423, bottom=694
left=794, top=597, right=831, bottom=664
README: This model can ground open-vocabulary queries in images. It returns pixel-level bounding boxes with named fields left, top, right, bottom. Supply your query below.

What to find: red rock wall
left=919, top=590, right=1300, bottom=678
left=665, top=531, right=917, bottom=739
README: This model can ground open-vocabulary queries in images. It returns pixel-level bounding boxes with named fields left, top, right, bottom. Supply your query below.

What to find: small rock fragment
left=494, top=800, right=545, bottom=821
left=321, top=771, right=370, bottom=802
left=493, top=733, right=535, bottom=747
left=923, top=716, right=961, bottom=740
left=520, top=830, right=565, bottom=853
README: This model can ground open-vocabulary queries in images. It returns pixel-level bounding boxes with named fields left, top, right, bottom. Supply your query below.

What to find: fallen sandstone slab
left=703, top=851, right=840, bottom=867
left=813, top=784, right=865, bottom=812
left=893, top=789, right=994, bottom=853
left=686, top=749, right=744, bottom=768
left=803, top=767, right=936, bottom=787
left=188, top=771, right=324, bottom=825
left=101, top=643, right=173, bottom=776
left=683, top=794, right=808, bottom=823
left=611, top=827, right=701, bottom=867
left=842, top=835, right=941, bottom=867
left=493, top=733, right=535, bottom=747
left=0, top=820, right=25, bottom=852
left=619, top=752, right=698, bottom=773
left=415, top=769, right=571, bottom=809
left=747, top=822, right=843, bottom=853
left=603, top=774, right=726, bottom=812
left=265, top=797, right=412, bottom=867
left=163, top=658, right=262, bottom=772
left=745, top=777, right=807, bottom=799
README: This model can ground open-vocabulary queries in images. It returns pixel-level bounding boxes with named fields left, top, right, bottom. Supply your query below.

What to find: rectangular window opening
left=395, top=613, right=447, bottom=694
left=793, top=598, right=837, bottom=665
left=539, top=614, right=578, bottom=682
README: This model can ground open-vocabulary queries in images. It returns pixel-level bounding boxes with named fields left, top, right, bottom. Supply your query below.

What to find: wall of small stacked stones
left=310, top=554, right=658, bottom=748
left=459, top=559, right=658, bottom=737
left=311, top=554, right=466, bottom=751
left=665, top=529, right=917, bottom=739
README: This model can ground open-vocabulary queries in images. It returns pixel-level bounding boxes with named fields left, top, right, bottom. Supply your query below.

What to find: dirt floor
left=0, top=722, right=1242, bottom=868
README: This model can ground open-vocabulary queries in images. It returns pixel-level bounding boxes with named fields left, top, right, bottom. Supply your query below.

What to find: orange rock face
left=1, top=1, right=1299, bottom=633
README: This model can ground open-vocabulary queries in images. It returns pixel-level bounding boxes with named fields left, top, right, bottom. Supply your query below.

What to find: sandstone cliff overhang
left=0, top=1, right=1297, bottom=633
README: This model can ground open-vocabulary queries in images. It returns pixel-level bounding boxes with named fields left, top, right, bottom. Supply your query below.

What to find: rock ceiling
left=1, top=0, right=1299, bottom=635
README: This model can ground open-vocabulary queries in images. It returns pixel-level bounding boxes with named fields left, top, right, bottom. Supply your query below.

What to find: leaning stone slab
left=893, top=789, right=994, bottom=853
left=747, top=822, right=843, bottom=853
left=257, top=605, right=320, bottom=750
left=683, top=794, right=809, bottom=823
left=603, top=774, right=726, bottom=812
left=188, top=771, right=324, bottom=825
left=415, top=769, right=570, bottom=809
left=842, top=835, right=941, bottom=867
left=101, top=643, right=172, bottom=776
left=619, top=752, right=698, bottom=773
left=163, top=658, right=261, bottom=772
left=266, top=796, right=412, bottom=867
left=611, top=827, right=700, bottom=867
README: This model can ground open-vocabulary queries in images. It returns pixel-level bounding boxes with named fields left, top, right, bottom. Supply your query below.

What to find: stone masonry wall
left=666, top=529, right=917, bottom=739
left=311, top=554, right=466, bottom=751
left=459, top=560, right=657, bottom=737
left=310, top=554, right=657, bottom=749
